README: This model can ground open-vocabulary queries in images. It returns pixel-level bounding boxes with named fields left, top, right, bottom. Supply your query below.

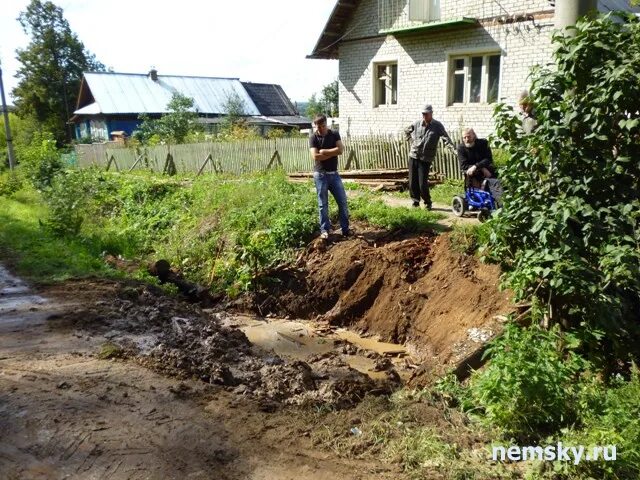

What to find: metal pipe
left=554, top=0, right=598, bottom=32
left=0, top=65, right=16, bottom=170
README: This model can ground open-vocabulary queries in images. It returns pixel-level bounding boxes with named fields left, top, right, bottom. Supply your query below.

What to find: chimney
left=148, top=67, right=158, bottom=81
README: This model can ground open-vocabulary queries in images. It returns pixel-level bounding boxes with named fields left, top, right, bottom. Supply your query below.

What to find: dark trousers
left=408, top=156, right=431, bottom=206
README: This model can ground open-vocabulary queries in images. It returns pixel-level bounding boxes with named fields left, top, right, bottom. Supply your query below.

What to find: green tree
left=135, top=93, right=201, bottom=145
left=488, top=12, right=640, bottom=356
left=306, top=79, right=339, bottom=118
left=12, top=0, right=105, bottom=145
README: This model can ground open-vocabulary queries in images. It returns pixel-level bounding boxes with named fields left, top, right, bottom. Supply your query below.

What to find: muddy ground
left=0, top=229, right=511, bottom=478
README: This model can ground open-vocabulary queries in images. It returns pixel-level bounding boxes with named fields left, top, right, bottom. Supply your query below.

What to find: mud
left=0, top=267, right=401, bottom=479
left=241, top=231, right=512, bottom=382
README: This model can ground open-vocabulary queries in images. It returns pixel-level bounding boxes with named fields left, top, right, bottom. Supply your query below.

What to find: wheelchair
left=451, top=174, right=501, bottom=222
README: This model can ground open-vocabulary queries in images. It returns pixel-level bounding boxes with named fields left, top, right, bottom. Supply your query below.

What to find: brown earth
left=0, top=270, right=403, bottom=479
left=1, top=227, right=511, bottom=478
left=242, top=230, right=512, bottom=380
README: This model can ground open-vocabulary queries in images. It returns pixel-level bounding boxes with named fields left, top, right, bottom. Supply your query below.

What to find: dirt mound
left=244, top=232, right=512, bottom=376
left=43, top=279, right=392, bottom=408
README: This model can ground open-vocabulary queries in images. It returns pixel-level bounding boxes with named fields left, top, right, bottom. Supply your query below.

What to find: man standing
left=309, top=114, right=350, bottom=239
left=404, top=105, right=454, bottom=210
left=457, top=127, right=496, bottom=186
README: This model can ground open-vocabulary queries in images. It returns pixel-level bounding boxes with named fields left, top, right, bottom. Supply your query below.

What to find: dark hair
left=314, top=114, right=327, bottom=125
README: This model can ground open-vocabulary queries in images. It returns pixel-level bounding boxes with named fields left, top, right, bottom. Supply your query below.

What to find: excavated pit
left=239, top=231, right=513, bottom=382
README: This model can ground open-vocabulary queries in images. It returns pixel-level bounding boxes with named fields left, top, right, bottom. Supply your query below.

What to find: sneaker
left=340, top=228, right=351, bottom=237
left=412, top=201, right=420, bottom=208
left=320, top=231, right=329, bottom=240
left=425, top=203, right=433, bottom=211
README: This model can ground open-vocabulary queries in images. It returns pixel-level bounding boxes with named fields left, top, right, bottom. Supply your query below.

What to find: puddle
left=0, top=266, right=47, bottom=318
left=222, top=315, right=414, bottom=381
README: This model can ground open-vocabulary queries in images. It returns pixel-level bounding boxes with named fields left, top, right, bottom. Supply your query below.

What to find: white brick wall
left=338, top=0, right=555, bottom=137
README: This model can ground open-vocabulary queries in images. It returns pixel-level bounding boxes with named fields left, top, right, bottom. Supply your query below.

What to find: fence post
left=344, top=149, right=359, bottom=170
left=267, top=150, right=282, bottom=169
left=196, top=153, right=213, bottom=177
left=162, top=152, right=177, bottom=176
left=105, top=152, right=119, bottom=172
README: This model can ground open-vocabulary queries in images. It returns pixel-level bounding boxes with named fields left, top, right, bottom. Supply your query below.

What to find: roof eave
left=308, top=0, right=359, bottom=59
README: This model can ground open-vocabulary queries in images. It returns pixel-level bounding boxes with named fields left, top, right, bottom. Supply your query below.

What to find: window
left=373, top=62, right=398, bottom=107
left=408, top=0, right=441, bottom=22
left=448, top=53, right=501, bottom=105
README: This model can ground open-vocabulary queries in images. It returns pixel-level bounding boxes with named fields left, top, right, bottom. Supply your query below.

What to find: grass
left=0, top=189, right=117, bottom=282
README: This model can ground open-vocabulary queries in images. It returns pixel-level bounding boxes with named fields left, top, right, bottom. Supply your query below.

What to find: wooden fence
left=74, top=133, right=463, bottom=179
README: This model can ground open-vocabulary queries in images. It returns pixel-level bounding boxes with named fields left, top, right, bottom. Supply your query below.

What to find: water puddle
left=222, top=315, right=415, bottom=381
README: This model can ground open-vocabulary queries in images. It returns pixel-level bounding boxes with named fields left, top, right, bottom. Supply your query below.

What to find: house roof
left=241, top=82, right=299, bottom=116
left=308, top=0, right=360, bottom=59
left=74, top=72, right=261, bottom=116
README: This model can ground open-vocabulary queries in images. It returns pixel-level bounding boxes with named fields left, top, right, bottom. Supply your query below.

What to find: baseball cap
left=421, top=104, right=433, bottom=114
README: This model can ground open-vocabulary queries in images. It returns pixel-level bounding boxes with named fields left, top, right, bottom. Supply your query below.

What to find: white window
left=373, top=62, right=398, bottom=107
left=448, top=53, right=501, bottom=105
left=408, top=0, right=441, bottom=22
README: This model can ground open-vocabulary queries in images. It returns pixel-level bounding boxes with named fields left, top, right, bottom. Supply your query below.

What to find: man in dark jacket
left=404, top=104, right=454, bottom=210
left=457, top=128, right=496, bottom=187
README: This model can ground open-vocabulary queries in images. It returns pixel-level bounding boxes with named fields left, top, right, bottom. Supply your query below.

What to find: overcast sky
left=0, top=0, right=339, bottom=105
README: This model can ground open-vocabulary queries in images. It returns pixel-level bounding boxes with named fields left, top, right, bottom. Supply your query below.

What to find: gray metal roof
left=77, top=72, right=260, bottom=115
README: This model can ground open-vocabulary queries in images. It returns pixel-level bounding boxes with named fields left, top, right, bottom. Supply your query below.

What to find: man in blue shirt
left=309, top=114, right=350, bottom=239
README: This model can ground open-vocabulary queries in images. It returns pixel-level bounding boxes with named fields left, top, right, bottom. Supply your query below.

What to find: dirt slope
left=247, top=231, right=512, bottom=373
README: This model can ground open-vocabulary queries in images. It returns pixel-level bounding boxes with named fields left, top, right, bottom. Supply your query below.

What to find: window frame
left=372, top=60, right=399, bottom=108
left=446, top=50, right=502, bottom=106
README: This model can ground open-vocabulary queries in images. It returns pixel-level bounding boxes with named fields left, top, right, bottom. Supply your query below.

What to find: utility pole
left=0, top=64, right=16, bottom=170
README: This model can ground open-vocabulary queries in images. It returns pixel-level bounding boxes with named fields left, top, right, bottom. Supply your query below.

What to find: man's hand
left=466, top=165, right=477, bottom=176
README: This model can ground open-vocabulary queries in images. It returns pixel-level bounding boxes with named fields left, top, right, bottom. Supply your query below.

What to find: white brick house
left=309, top=0, right=637, bottom=138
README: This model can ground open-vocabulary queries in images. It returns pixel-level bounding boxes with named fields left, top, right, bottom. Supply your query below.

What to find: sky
left=0, top=0, right=339, bottom=105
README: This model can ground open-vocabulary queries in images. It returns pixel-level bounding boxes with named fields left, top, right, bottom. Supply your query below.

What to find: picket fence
left=74, top=133, right=463, bottom=180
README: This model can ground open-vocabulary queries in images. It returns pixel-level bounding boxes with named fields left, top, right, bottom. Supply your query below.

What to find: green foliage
left=0, top=171, right=24, bottom=197
left=449, top=222, right=491, bottom=255
left=0, top=188, right=115, bottom=282
left=488, top=13, right=640, bottom=346
left=0, top=112, right=41, bottom=167
left=465, top=323, right=589, bottom=439
left=210, top=90, right=261, bottom=141
left=12, top=0, right=105, bottom=144
left=350, top=193, right=442, bottom=231
left=134, top=93, right=202, bottom=145
left=18, top=131, right=63, bottom=190
left=306, top=79, right=339, bottom=118
left=429, top=178, right=464, bottom=206
left=557, top=368, right=640, bottom=479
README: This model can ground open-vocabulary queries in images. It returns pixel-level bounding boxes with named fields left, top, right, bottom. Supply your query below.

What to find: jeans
left=408, top=156, right=432, bottom=206
left=313, top=171, right=350, bottom=234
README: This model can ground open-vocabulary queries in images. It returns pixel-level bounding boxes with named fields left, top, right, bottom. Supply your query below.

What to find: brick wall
left=338, top=0, right=555, bottom=138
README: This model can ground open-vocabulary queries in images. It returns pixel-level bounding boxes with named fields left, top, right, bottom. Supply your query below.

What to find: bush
left=18, top=131, right=63, bottom=190
left=465, top=323, right=588, bottom=439
left=488, top=12, right=640, bottom=354
left=0, top=171, right=24, bottom=197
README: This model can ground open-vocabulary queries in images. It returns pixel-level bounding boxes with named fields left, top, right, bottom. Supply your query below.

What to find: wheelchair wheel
left=477, top=208, right=491, bottom=223
left=452, top=196, right=466, bottom=217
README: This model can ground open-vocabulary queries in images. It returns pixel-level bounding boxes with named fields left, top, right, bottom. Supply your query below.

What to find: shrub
left=488, top=13, right=640, bottom=355
left=18, top=131, right=63, bottom=190
left=465, top=323, right=588, bottom=439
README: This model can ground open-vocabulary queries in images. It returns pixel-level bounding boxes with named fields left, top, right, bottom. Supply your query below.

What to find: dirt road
left=0, top=266, right=400, bottom=480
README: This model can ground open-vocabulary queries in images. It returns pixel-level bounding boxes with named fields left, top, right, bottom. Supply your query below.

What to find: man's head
left=314, top=114, right=328, bottom=135
left=518, top=90, right=533, bottom=114
left=462, top=128, right=476, bottom=148
left=421, top=104, right=433, bottom=123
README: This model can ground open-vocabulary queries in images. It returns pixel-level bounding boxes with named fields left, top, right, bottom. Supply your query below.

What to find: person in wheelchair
left=456, top=128, right=496, bottom=189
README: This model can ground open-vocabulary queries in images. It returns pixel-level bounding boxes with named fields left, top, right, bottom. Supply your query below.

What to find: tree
left=12, top=0, right=105, bottom=145
left=135, top=93, right=201, bottom=145
left=306, top=79, right=339, bottom=118
left=488, top=12, right=640, bottom=355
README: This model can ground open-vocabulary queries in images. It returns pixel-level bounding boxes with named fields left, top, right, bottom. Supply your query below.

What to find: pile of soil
left=242, top=231, right=512, bottom=378
left=44, top=279, right=394, bottom=409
